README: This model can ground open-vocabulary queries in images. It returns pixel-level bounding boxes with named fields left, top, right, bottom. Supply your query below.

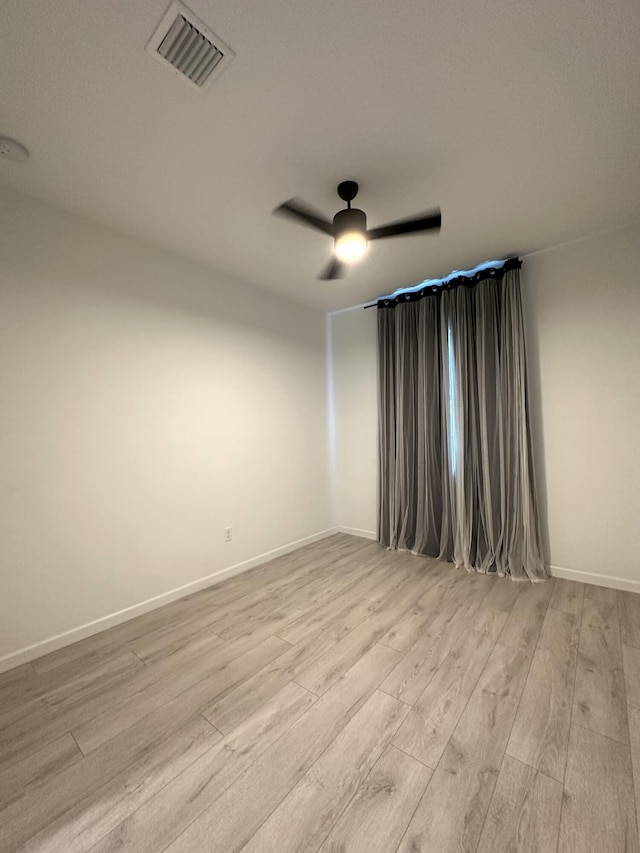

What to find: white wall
left=0, top=187, right=331, bottom=666
left=330, top=223, right=640, bottom=588
left=330, top=307, right=378, bottom=538
left=522, top=225, right=640, bottom=585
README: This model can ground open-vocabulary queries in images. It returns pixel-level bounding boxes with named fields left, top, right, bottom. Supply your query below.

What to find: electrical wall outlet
left=224, top=527, right=232, bottom=542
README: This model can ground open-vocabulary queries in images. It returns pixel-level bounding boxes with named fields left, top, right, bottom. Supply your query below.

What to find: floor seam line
left=69, top=730, right=86, bottom=758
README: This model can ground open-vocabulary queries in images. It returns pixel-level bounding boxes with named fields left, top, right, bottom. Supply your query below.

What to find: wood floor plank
left=218, top=604, right=305, bottom=642
left=476, top=755, right=563, bottom=853
left=619, top=590, right=640, bottom=648
left=0, top=662, right=35, bottom=691
left=19, top=716, right=220, bottom=853
left=549, top=578, right=585, bottom=617
left=627, top=703, right=640, bottom=848
left=623, top=643, right=640, bottom=710
left=392, top=606, right=507, bottom=767
left=88, top=682, right=316, bottom=853
left=0, top=645, right=208, bottom=765
left=240, top=690, right=410, bottom=853
left=0, top=649, right=305, bottom=851
left=507, top=607, right=579, bottom=781
left=480, top=575, right=523, bottom=612
left=537, top=599, right=580, bottom=655
left=498, top=579, right=554, bottom=655
left=205, top=589, right=302, bottom=639
left=396, top=642, right=529, bottom=853
left=40, top=650, right=145, bottom=708
left=51, top=631, right=222, bottom=720
left=623, top=643, right=640, bottom=844
left=208, top=537, right=376, bottom=613
left=89, top=683, right=316, bottom=853
left=558, top=724, right=639, bottom=853
left=0, top=632, right=225, bottom=767
left=212, top=543, right=380, bottom=637
left=0, top=664, right=42, bottom=713
left=127, top=607, right=224, bottom=663
left=1, top=650, right=141, bottom=716
left=0, top=703, right=219, bottom=853
left=573, top=596, right=628, bottom=743
left=584, top=583, right=617, bottom=603
left=295, top=572, right=437, bottom=697
left=0, top=701, right=61, bottom=772
left=30, top=597, right=219, bottom=677
left=209, top=535, right=369, bottom=602
left=162, top=643, right=402, bottom=853
left=0, top=696, right=52, bottom=738
left=359, top=557, right=421, bottom=605
left=317, top=744, right=432, bottom=853
left=72, top=634, right=291, bottom=754
left=380, top=583, right=486, bottom=705
left=0, top=732, right=82, bottom=810
left=194, top=549, right=325, bottom=609
left=277, top=547, right=391, bottom=614
left=378, top=569, right=461, bottom=652
left=276, top=594, right=378, bottom=646
left=248, top=566, right=346, bottom=615
left=203, top=630, right=338, bottom=734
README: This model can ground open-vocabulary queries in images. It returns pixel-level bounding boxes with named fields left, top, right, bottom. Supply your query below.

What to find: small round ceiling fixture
left=0, top=136, right=30, bottom=163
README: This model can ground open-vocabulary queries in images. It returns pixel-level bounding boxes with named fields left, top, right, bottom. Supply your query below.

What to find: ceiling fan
left=273, top=181, right=441, bottom=280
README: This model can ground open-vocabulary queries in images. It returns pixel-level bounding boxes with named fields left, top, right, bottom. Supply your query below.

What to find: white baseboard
left=549, top=564, right=640, bottom=594
left=338, top=526, right=377, bottom=541
left=0, top=527, right=339, bottom=674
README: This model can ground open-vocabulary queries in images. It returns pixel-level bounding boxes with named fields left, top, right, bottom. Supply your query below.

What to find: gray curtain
left=377, top=265, right=547, bottom=582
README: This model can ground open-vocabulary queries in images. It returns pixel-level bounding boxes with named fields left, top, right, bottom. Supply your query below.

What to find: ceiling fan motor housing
left=333, top=207, right=367, bottom=238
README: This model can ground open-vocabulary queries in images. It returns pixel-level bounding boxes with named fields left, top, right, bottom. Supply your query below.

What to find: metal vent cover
left=146, top=1, right=235, bottom=91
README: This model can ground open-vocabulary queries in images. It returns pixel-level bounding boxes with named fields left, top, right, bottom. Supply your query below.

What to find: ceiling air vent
left=146, top=1, right=235, bottom=92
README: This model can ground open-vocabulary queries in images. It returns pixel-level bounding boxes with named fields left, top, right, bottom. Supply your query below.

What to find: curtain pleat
left=377, top=267, right=547, bottom=582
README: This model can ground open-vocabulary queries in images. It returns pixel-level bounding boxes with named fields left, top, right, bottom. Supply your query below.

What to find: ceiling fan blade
left=367, top=208, right=441, bottom=241
left=318, top=257, right=346, bottom=280
left=273, top=198, right=334, bottom=236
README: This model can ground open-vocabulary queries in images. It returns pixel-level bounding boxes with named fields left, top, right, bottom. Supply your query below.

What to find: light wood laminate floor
left=1, top=534, right=639, bottom=852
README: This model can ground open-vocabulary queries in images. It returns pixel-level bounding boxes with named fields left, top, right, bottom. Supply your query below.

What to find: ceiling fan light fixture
left=272, top=180, right=441, bottom=280
left=333, top=206, right=367, bottom=264
left=335, top=231, right=367, bottom=263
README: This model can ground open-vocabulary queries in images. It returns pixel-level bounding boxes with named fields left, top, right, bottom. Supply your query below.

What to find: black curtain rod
left=363, top=257, right=522, bottom=309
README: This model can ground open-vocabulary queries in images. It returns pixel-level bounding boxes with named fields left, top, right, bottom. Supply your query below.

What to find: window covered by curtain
left=377, top=259, right=547, bottom=581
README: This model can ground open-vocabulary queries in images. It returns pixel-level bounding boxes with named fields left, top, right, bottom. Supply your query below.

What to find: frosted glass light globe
left=335, top=231, right=367, bottom=263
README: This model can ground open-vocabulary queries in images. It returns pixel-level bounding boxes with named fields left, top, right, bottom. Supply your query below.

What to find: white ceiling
left=1, top=0, right=639, bottom=311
